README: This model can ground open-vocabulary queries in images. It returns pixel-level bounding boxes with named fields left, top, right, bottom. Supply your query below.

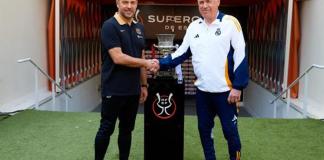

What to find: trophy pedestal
left=144, top=78, right=184, bottom=160
left=144, top=34, right=185, bottom=160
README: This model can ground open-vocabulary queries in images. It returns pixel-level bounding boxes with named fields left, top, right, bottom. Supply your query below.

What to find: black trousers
left=95, top=95, right=139, bottom=160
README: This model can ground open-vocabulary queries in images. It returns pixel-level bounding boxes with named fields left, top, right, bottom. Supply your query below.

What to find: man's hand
left=139, top=86, right=148, bottom=104
left=227, top=88, right=241, bottom=104
left=145, top=59, right=159, bottom=73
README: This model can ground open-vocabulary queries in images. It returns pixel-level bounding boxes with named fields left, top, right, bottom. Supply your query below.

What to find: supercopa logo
left=152, top=93, right=176, bottom=120
left=135, top=9, right=144, bottom=24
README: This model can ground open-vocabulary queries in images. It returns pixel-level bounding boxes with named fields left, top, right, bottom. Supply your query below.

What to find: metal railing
left=270, top=64, right=324, bottom=118
left=17, top=58, right=72, bottom=111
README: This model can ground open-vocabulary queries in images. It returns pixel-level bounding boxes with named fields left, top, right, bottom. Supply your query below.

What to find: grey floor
left=93, top=96, right=252, bottom=117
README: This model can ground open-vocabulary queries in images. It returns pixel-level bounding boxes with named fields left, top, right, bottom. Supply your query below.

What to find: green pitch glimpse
left=0, top=110, right=323, bottom=160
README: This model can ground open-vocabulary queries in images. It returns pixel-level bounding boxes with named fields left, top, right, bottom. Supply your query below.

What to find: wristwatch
left=141, top=84, right=149, bottom=88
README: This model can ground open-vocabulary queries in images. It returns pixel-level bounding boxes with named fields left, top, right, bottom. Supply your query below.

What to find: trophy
left=145, top=33, right=185, bottom=160
left=153, top=34, right=183, bottom=83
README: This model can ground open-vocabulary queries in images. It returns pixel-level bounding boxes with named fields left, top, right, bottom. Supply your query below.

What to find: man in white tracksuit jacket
left=159, top=0, right=249, bottom=159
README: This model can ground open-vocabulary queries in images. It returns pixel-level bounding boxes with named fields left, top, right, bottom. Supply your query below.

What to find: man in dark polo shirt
left=94, top=0, right=159, bottom=159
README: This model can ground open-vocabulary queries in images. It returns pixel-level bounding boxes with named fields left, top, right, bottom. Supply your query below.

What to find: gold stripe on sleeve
left=225, top=15, right=242, bottom=32
left=225, top=59, right=233, bottom=89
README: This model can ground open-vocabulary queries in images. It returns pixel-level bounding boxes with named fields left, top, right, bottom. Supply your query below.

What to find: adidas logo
left=194, top=34, right=199, bottom=38
left=232, top=115, right=237, bottom=125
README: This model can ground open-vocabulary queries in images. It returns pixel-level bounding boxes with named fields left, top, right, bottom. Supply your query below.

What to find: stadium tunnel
left=49, top=0, right=299, bottom=98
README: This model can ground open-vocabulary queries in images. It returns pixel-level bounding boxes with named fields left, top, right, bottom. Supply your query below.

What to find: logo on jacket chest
left=215, top=28, right=221, bottom=36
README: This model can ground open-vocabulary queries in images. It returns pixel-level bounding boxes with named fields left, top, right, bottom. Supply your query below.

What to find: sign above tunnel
left=135, top=5, right=200, bottom=40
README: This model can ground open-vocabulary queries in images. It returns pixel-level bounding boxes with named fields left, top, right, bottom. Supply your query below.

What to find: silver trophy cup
left=154, top=34, right=183, bottom=82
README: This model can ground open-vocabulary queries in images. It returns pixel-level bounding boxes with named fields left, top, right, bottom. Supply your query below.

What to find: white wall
left=39, top=75, right=101, bottom=112
left=0, top=0, right=50, bottom=112
left=244, top=0, right=324, bottom=119
left=244, top=81, right=303, bottom=118
left=298, top=0, right=324, bottom=118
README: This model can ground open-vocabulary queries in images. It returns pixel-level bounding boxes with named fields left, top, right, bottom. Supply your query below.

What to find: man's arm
left=159, top=31, right=192, bottom=70
left=138, top=50, right=159, bottom=103
left=108, top=47, right=155, bottom=69
left=102, top=21, right=156, bottom=69
left=227, top=16, right=249, bottom=104
left=229, top=16, right=249, bottom=91
left=139, top=50, right=148, bottom=103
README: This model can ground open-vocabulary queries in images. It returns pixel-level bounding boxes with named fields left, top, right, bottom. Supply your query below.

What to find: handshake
left=145, top=59, right=160, bottom=74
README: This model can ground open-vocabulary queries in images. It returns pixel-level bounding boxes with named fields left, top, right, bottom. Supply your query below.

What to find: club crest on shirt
left=135, top=28, right=142, bottom=35
left=215, top=28, right=221, bottom=36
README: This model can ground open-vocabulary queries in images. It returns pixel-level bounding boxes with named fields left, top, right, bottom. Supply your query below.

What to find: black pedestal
left=144, top=77, right=185, bottom=160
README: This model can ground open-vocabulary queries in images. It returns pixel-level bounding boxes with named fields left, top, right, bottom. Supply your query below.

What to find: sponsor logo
left=232, top=115, right=237, bottom=125
left=147, top=15, right=200, bottom=23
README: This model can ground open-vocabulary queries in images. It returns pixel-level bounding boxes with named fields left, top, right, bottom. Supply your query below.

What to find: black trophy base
left=144, top=77, right=185, bottom=160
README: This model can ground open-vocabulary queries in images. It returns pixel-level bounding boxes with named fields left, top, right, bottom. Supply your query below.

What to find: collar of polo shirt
left=114, top=12, right=134, bottom=25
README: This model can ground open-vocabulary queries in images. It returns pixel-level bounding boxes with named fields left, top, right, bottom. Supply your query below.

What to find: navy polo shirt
left=101, top=15, right=145, bottom=96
